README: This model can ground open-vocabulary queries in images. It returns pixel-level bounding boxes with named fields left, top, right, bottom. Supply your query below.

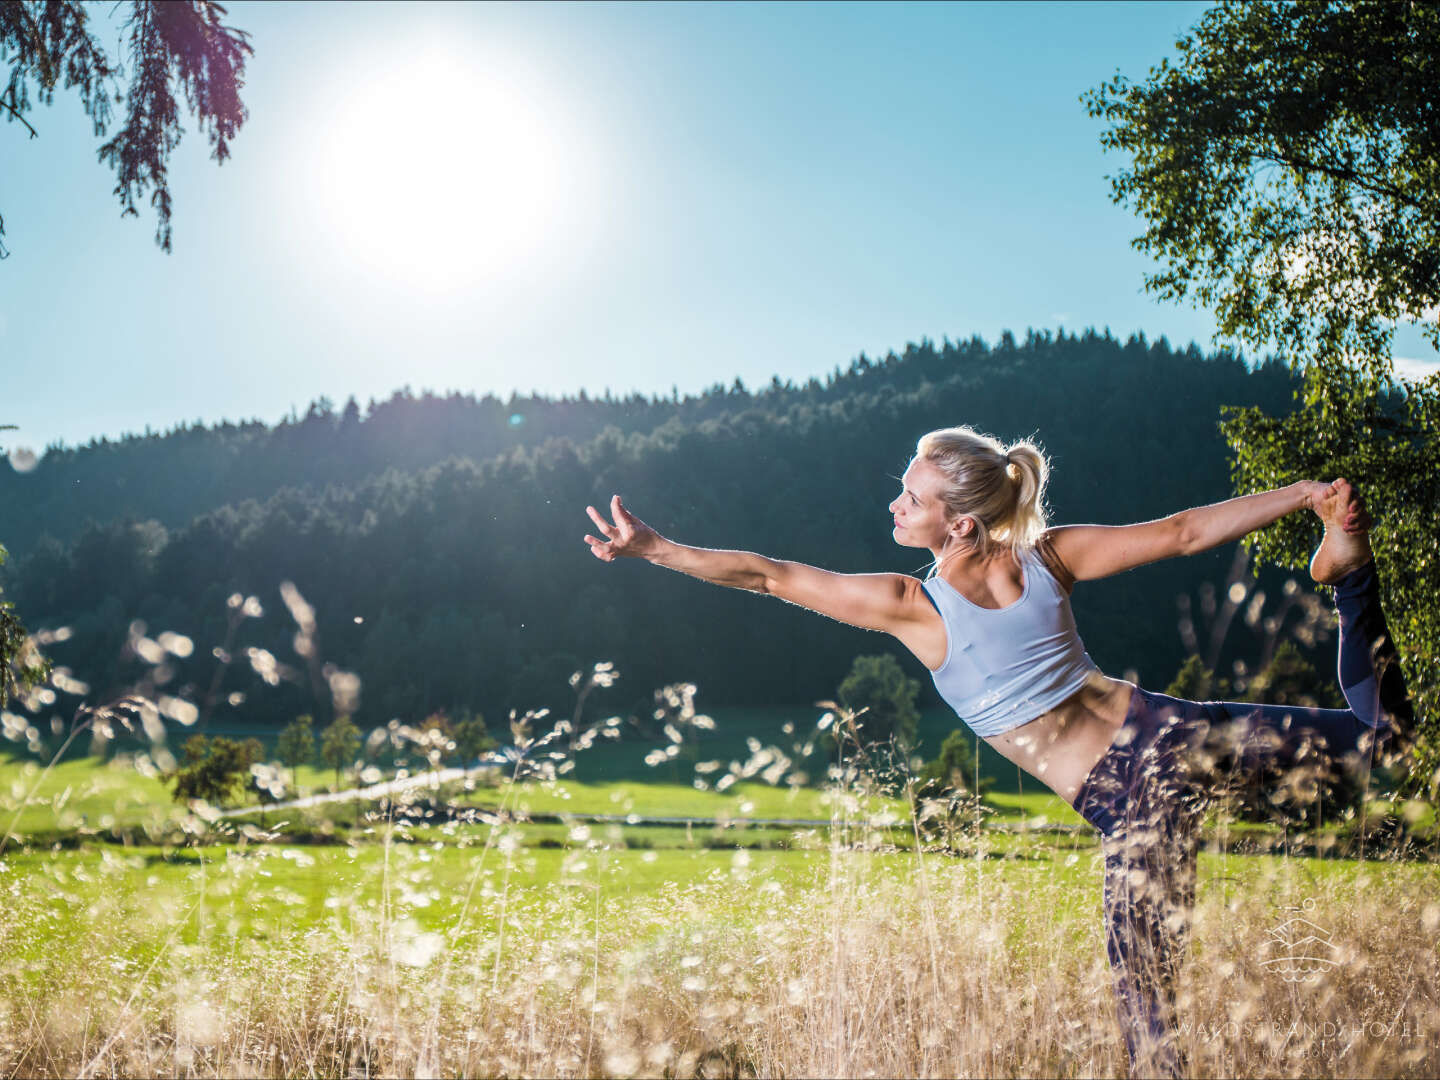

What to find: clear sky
left=2, top=0, right=1435, bottom=457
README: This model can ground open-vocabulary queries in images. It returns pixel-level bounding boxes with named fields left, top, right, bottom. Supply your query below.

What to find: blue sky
left=2, top=0, right=1435, bottom=456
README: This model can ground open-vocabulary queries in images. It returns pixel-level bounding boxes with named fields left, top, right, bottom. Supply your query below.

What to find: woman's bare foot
left=1310, top=479, right=1374, bottom=585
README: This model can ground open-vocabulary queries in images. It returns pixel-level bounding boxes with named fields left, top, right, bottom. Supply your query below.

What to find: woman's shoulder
left=1030, top=532, right=1076, bottom=595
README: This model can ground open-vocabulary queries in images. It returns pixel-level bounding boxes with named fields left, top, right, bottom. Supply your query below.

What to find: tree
left=452, top=709, right=494, bottom=763
left=169, top=733, right=262, bottom=806
left=836, top=654, right=920, bottom=753
left=1164, top=654, right=1217, bottom=703
left=1245, top=640, right=1343, bottom=710
left=0, top=540, right=48, bottom=707
left=1087, top=0, right=1439, bottom=788
left=275, top=713, right=315, bottom=784
left=320, top=714, right=360, bottom=792
left=1, top=1, right=253, bottom=256
left=917, top=729, right=991, bottom=798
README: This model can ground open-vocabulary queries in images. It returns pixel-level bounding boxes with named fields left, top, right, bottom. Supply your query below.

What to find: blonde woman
left=582, top=426, right=1413, bottom=1079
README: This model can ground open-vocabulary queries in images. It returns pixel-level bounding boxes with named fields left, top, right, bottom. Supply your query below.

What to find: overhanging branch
left=0, top=90, right=37, bottom=138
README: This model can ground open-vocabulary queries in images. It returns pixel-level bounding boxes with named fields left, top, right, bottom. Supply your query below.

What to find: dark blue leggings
left=1071, top=562, right=1415, bottom=1078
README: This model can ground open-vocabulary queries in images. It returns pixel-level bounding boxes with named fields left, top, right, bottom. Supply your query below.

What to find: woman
left=581, top=425, right=1415, bottom=1078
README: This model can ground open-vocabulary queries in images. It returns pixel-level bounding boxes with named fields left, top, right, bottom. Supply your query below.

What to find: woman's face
left=889, top=457, right=957, bottom=549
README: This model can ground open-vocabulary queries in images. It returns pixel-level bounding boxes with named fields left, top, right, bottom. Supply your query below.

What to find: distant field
left=6, top=829, right=1415, bottom=947
left=0, top=753, right=1084, bottom=841
left=0, top=703, right=1083, bottom=842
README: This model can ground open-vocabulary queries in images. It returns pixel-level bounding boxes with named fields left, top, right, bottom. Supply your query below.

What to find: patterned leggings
left=1070, top=562, right=1415, bottom=1078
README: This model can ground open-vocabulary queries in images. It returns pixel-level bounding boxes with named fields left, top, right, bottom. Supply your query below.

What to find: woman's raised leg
left=1199, top=483, right=1414, bottom=790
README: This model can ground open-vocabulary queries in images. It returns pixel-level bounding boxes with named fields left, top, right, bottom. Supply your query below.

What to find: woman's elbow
left=1173, top=511, right=1204, bottom=557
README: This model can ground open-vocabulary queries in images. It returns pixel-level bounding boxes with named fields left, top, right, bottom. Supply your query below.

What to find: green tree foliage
left=1165, top=654, right=1219, bottom=702
left=452, top=709, right=494, bottom=762
left=1084, top=0, right=1438, bottom=368
left=836, top=654, right=920, bottom=753
left=0, top=541, right=48, bottom=707
left=320, top=715, right=360, bottom=792
left=1165, top=642, right=1341, bottom=710
left=0, top=0, right=253, bottom=255
left=1087, top=0, right=1439, bottom=785
left=275, top=713, right=314, bottom=778
left=1245, top=640, right=1344, bottom=710
left=917, top=729, right=991, bottom=798
left=169, top=733, right=261, bottom=806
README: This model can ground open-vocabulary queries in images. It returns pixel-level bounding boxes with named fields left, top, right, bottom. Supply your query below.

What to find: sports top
left=920, top=537, right=1099, bottom=737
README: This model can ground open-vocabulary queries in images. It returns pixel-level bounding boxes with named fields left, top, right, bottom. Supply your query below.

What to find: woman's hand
left=584, top=495, right=666, bottom=562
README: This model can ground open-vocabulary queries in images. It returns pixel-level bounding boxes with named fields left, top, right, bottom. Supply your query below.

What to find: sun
left=309, top=49, right=578, bottom=293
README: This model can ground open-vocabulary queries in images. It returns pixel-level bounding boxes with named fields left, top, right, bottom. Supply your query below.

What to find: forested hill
left=3, top=332, right=1045, bottom=556
left=4, top=330, right=1307, bottom=734
left=7, top=330, right=1252, bottom=556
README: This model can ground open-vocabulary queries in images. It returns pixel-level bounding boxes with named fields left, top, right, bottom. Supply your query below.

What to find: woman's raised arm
left=583, top=495, right=932, bottom=637
left=1045, top=480, right=1365, bottom=583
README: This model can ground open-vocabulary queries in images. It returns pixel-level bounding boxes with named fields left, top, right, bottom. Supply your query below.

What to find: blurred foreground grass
left=2, top=830, right=1435, bottom=1078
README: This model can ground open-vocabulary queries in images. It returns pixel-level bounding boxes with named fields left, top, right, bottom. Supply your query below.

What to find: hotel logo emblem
left=1258, top=897, right=1341, bottom=983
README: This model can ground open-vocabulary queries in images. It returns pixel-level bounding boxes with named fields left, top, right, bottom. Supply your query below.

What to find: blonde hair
left=915, top=426, right=1049, bottom=566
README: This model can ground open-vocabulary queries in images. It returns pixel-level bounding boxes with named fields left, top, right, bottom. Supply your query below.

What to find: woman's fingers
left=586, top=496, right=647, bottom=563
left=586, top=504, right=617, bottom=537
left=612, top=494, right=637, bottom=526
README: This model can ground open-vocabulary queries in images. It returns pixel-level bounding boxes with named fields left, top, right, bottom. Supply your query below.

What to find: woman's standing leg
left=1077, top=692, right=1209, bottom=1079
left=1101, top=800, right=1200, bottom=1079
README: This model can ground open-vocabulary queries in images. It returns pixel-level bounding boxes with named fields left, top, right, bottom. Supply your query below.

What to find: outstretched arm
left=1046, top=480, right=1366, bottom=582
left=583, top=495, right=931, bottom=636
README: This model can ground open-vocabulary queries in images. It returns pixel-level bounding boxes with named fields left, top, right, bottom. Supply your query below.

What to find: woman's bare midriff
left=980, top=672, right=1137, bottom=809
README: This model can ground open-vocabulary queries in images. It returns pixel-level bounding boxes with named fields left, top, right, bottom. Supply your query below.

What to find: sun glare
left=310, top=49, right=580, bottom=293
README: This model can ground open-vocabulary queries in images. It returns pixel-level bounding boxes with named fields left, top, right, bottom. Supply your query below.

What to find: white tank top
left=920, top=543, right=1099, bottom=737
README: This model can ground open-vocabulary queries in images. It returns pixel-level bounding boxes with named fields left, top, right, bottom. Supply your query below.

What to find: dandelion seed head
left=326, top=667, right=361, bottom=714
left=158, top=695, right=198, bottom=726
left=157, top=631, right=194, bottom=658
left=1423, top=904, right=1440, bottom=933
left=50, top=668, right=90, bottom=696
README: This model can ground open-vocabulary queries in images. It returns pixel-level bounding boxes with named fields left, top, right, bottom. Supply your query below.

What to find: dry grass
left=1, top=827, right=1436, bottom=1079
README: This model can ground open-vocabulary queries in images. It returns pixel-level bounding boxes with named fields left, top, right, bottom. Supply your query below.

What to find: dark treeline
left=6, top=331, right=1085, bottom=559
left=3, top=329, right=1309, bottom=737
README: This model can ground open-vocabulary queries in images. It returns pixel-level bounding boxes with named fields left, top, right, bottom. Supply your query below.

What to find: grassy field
left=3, top=828, right=1436, bottom=1077
left=4, top=710, right=1436, bottom=1076
left=0, top=725, right=1086, bottom=842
